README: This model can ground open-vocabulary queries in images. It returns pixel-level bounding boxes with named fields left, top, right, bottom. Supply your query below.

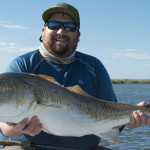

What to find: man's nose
left=57, top=26, right=66, bottom=34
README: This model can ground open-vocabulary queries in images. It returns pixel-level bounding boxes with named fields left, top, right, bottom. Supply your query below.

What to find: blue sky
left=0, top=0, right=150, bottom=79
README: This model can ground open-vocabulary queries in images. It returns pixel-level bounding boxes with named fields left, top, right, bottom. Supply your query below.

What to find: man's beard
left=49, top=38, right=78, bottom=58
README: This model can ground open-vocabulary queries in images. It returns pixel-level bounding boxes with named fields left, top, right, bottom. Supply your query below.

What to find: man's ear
left=42, top=27, right=46, bottom=33
left=77, top=31, right=81, bottom=42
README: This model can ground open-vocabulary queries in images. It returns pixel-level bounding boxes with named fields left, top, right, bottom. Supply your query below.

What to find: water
left=100, top=84, right=150, bottom=150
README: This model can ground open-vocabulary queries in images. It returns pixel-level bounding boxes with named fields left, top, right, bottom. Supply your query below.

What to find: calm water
left=100, top=84, right=150, bottom=150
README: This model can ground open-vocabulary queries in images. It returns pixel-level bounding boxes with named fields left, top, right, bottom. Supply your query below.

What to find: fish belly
left=0, top=101, right=37, bottom=123
left=37, top=104, right=130, bottom=137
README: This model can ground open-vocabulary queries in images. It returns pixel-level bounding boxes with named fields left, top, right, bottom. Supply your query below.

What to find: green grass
left=111, top=79, right=150, bottom=84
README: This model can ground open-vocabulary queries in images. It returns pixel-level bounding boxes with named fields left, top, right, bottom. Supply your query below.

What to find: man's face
left=42, top=13, right=80, bottom=58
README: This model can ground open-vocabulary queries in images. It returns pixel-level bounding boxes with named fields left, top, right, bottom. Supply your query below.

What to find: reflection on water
left=100, top=84, right=150, bottom=150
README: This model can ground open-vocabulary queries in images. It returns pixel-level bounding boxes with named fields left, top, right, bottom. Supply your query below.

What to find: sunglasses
left=45, top=21, right=79, bottom=32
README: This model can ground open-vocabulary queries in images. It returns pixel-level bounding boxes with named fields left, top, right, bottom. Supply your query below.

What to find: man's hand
left=7, top=116, right=42, bottom=136
left=126, top=101, right=150, bottom=129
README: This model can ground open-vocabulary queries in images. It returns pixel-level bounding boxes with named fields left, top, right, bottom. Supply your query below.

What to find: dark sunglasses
left=45, top=21, right=79, bottom=32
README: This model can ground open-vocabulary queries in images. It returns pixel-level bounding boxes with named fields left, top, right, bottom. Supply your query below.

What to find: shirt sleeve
left=95, top=60, right=117, bottom=102
left=4, top=57, right=28, bottom=73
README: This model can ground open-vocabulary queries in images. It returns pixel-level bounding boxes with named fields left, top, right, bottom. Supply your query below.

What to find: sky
left=0, top=0, right=150, bottom=79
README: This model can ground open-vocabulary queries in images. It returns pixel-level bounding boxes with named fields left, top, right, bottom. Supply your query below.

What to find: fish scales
left=0, top=72, right=149, bottom=143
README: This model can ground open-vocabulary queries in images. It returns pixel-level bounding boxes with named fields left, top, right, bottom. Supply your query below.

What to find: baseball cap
left=42, top=2, right=80, bottom=28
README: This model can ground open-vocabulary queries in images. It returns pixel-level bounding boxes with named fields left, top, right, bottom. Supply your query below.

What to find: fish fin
left=66, top=85, right=90, bottom=96
left=38, top=104, right=67, bottom=110
left=97, top=128, right=120, bottom=144
left=32, top=74, right=89, bottom=96
left=32, top=74, right=61, bottom=85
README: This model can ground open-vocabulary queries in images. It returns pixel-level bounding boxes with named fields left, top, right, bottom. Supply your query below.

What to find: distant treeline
left=112, top=79, right=150, bottom=84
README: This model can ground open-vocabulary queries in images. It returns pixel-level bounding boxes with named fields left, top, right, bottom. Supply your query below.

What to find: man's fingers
left=127, top=110, right=149, bottom=129
left=14, top=118, right=29, bottom=132
left=127, top=111, right=136, bottom=128
left=127, top=101, right=150, bottom=129
left=29, top=122, right=42, bottom=136
left=22, top=116, right=42, bottom=136
left=133, top=111, right=141, bottom=127
left=6, top=122, right=17, bottom=126
left=6, top=116, right=42, bottom=136
left=127, top=111, right=142, bottom=128
left=137, top=110, right=147, bottom=126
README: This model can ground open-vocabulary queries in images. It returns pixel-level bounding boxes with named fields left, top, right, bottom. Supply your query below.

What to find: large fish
left=0, top=72, right=149, bottom=144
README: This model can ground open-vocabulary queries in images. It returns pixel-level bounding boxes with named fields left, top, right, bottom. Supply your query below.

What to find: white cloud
left=0, top=42, right=38, bottom=52
left=0, top=24, right=28, bottom=30
left=0, top=42, right=15, bottom=46
left=111, top=49, right=138, bottom=52
left=0, top=35, right=19, bottom=40
left=112, top=49, right=150, bottom=59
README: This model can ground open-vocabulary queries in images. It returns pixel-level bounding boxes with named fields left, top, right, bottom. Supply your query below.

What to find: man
left=0, top=2, right=149, bottom=150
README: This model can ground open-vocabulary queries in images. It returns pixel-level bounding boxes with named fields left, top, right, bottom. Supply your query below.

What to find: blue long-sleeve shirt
left=0, top=50, right=117, bottom=150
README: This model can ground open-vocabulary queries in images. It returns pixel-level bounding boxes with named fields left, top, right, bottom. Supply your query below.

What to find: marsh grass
left=112, top=79, right=150, bottom=84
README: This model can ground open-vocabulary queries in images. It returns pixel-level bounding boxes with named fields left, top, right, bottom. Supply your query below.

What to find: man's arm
left=0, top=116, right=42, bottom=138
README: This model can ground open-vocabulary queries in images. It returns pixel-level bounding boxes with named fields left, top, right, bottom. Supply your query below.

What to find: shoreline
left=111, top=79, right=150, bottom=84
